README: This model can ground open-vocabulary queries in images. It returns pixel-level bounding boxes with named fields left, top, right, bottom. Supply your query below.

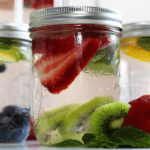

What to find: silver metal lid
left=29, top=6, right=122, bottom=31
left=0, top=22, right=32, bottom=41
left=122, top=21, right=150, bottom=39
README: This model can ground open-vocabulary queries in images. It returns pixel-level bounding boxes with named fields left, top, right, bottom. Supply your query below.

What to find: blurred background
left=0, top=0, right=150, bottom=24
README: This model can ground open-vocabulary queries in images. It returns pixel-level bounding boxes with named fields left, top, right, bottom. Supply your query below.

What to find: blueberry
left=0, top=113, right=4, bottom=122
left=11, top=126, right=30, bottom=143
left=0, top=64, right=6, bottom=73
left=2, top=105, right=23, bottom=117
left=0, top=125, right=14, bottom=142
left=11, top=111, right=30, bottom=128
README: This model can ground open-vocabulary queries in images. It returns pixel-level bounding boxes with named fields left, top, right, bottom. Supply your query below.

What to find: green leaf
left=91, top=49, right=107, bottom=63
left=96, top=134, right=119, bottom=148
left=84, top=138, right=100, bottom=148
left=137, top=37, right=150, bottom=51
left=0, top=44, right=11, bottom=50
left=82, top=133, right=95, bottom=144
left=50, top=139, right=84, bottom=147
left=111, top=126, right=150, bottom=148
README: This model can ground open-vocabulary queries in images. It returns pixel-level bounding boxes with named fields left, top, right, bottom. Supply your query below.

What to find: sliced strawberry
left=100, top=35, right=111, bottom=49
left=43, top=0, right=53, bottom=7
left=32, top=34, right=75, bottom=55
left=31, top=0, right=53, bottom=9
left=122, top=95, right=150, bottom=134
left=31, top=0, right=42, bottom=9
left=34, top=37, right=101, bottom=94
left=27, top=117, right=37, bottom=140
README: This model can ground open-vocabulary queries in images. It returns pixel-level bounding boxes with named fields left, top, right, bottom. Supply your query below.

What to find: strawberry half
left=31, top=0, right=53, bottom=9
left=122, top=95, right=150, bottom=134
left=32, top=34, right=75, bottom=55
left=129, top=95, right=150, bottom=105
left=34, top=37, right=101, bottom=94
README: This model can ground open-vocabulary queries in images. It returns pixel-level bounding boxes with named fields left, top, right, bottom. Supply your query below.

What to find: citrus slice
left=0, top=46, right=24, bottom=62
left=121, top=45, right=150, bottom=63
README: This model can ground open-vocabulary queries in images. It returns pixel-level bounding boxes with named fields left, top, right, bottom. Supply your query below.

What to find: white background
left=0, top=0, right=150, bottom=24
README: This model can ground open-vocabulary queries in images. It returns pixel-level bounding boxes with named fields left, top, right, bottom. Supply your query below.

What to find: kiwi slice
left=35, top=103, right=80, bottom=146
left=90, top=101, right=131, bottom=137
left=35, top=103, right=81, bottom=128
left=59, top=95, right=116, bottom=142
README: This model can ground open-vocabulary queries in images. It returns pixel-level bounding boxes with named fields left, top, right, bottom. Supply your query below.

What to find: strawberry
left=27, top=117, right=37, bottom=141
left=122, top=95, right=150, bottom=134
left=100, top=35, right=111, bottom=49
left=31, top=0, right=53, bottom=9
left=129, top=95, right=150, bottom=105
left=32, top=34, right=110, bottom=55
left=32, top=34, right=75, bottom=55
left=34, top=37, right=101, bottom=94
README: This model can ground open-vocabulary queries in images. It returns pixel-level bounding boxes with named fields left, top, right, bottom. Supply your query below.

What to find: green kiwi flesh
left=59, top=95, right=116, bottom=142
left=35, top=103, right=80, bottom=127
left=35, top=103, right=80, bottom=146
left=90, top=101, right=131, bottom=137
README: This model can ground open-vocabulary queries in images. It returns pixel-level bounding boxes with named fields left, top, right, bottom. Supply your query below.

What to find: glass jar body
left=31, top=24, right=121, bottom=146
left=0, top=38, right=32, bottom=145
left=120, top=36, right=150, bottom=103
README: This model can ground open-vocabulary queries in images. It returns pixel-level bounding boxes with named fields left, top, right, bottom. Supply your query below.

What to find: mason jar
left=29, top=6, right=122, bottom=147
left=0, top=23, right=32, bottom=146
left=120, top=22, right=150, bottom=103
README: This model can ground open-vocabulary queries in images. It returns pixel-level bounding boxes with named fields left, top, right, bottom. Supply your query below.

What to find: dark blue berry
left=11, top=111, right=30, bottom=128
left=0, top=64, right=6, bottom=73
left=0, top=125, right=14, bottom=142
left=11, top=126, right=30, bottom=143
left=2, top=105, right=23, bottom=117
left=0, top=113, right=4, bottom=122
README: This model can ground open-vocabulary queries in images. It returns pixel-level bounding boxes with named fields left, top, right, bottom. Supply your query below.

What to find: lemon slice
left=0, top=50, right=20, bottom=62
left=0, top=45, right=26, bottom=62
left=121, top=45, right=150, bottom=63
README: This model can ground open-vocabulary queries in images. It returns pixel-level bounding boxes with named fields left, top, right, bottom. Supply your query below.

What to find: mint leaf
left=0, top=44, right=11, bottom=50
left=137, top=37, right=150, bottom=51
left=96, top=134, right=119, bottom=148
left=84, top=134, right=118, bottom=148
left=82, top=133, right=95, bottom=144
left=91, top=49, right=107, bottom=63
left=111, top=126, right=150, bottom=148
left=84, top=138, right=101, bottom=148
left=50, top=139, right=84, bottom=147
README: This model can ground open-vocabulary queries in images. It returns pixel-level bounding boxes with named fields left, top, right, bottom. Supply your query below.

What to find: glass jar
left=120, top=22, right=150, bottom=103
left=0, top=23, right=32, bottom=145
left=29, top=6, right=122, bottom=147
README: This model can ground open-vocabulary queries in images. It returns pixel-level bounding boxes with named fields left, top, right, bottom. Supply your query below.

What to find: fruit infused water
left=120, top=22, right=150, bottom=103
left=29, top=6, right=122, bottom=147
left=0, top=23, right=32, bottom=145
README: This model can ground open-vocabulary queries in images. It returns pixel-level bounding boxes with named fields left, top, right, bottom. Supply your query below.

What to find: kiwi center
left=110, top=117, right=124, bottom=129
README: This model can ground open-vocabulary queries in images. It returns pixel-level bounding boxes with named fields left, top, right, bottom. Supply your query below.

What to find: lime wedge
left=0, top=50, right=19, bottom=62
left=0, top=46, right=25, bottom=62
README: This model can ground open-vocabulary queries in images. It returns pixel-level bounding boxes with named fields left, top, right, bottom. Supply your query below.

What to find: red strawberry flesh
left=27, top=117, right=37, bottom=140
left=31, top=0, right=53, bottom=9
left=32, top=34, right=75, bottom=55
left=122, top=95, right=150, bottom=134
left=34, top=37, right=101, bottom=94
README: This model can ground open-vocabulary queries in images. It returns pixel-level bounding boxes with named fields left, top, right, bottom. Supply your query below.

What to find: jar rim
left=122, top=21, right=150, bottom=39
left=29, top=6, right=122, bottom=32
left=0, top=22, right=32, bottom=42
